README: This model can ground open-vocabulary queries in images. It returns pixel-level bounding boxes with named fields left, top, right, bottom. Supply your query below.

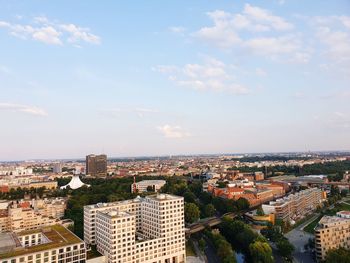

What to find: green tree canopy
left=185, top=202, right=200, bottom=223
left=325, top=247, right=350, bottom=263
left=249, top=240, right=274, bottom=263
left=204, top=204, right=216, bottom=217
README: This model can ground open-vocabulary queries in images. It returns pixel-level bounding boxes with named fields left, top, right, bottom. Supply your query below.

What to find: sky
left=0, top=1, right=350, bottom=161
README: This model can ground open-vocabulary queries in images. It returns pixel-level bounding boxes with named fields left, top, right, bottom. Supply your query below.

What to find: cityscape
left=1, top=1, right=350, bottom=263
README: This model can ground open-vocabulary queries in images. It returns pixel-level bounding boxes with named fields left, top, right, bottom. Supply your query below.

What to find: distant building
left=60, top=175, right=90, bottom=190
left=0, top=180, right=57, bottom=193
left=86, top=154, right=107, bottom=177
left=0, top=225, right=86, bottom=263
left=131, top=180, right=166, bottom=193
left=315, top=214, right=350, bottom=261
left=245, top=210, right=275, bottom=230
left=52, top=162, right=62, bottom=173
left=84, top=194, right=185, bottom=263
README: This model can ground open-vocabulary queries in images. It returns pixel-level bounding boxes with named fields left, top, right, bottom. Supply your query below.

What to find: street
left=285, top=214, right=319, bottom=263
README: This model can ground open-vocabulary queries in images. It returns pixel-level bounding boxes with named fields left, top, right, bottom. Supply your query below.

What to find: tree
left=276, top=238, right=294, bottom=260
left=204, top=204, right=216, bottom=217
left=325, top=247, right=350, bottom=263
left=217, top=240, right=234, bottom=259
left=185, top=203, right=200, bottom=223
left=184, top=191, right=196, bottom=203
left=249, top=241, right=274, bottom=263
left=236, top=197, right=250, bottom=210
left=198, top=238, right=206, bottom=251
left=257, top=206, right=265, bottom=216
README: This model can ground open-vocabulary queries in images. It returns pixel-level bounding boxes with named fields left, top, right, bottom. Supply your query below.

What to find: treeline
left=205, top=230, right=237, bottom=263
left=220, top=217, right=274, bottom=263
left=229, top=160, right=350, bottom=177
left=161, top=177, right=250, bottom=223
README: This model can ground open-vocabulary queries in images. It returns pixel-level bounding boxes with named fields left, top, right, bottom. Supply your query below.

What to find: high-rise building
left=84, top=194, right=186, bottom=263
left=0, top=225, right=86, bottom=263
left=315, top=212, right=350, bottom=261
left=86, top=154, right=107, bottom=177
left=53, top=162, right=62, bottom=173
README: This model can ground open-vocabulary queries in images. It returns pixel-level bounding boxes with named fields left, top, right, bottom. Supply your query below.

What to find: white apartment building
left=84, top=194, right=185, bottom=263
left=0, top=225, right=86, bottom=263
left=131, top=180, right=166, bottom=193
left=262, top=188, right=325, bottom=222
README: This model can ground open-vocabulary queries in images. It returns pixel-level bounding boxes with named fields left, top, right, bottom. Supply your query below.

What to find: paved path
left=285, top=214, right=319, bottom=263
left=192, top=239, right=207, bottom=262
left=186, top=256, right=205, bottom=263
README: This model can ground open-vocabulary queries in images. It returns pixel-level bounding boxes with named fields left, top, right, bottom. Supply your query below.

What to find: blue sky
left=0, top=1, right=349, bottom=160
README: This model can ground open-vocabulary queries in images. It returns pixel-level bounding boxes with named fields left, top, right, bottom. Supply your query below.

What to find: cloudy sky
left=0, top=1, right=349, bottom=160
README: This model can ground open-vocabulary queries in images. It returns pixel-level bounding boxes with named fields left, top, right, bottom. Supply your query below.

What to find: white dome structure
left=60, top=175, right=90, bottom=190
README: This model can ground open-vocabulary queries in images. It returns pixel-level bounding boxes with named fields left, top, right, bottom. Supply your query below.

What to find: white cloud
left=0, top=103, right=47, bottom=116
left=243, top=4, right=293, bottom=31
left=245, top=35, right=300, bottom=56
left=32, top=26, right=62, bottom=45
left=255, top=68, right=267, bottom=77
left=317, top=26, right=350, bottom=63
left=100, top=107, right=158, bottom=118
left=157, top=125, right=191, bottom=138
left=60, top=24, right=100, bottom=44
left=0, top=65, right=12, bottom=75
left=0, top=16, right=100, bottom=46
left=169, top=26, right=186, bottom=34
left=154, top=57, right=249, bottom=94
left=192, top=4, right=309, bottom=62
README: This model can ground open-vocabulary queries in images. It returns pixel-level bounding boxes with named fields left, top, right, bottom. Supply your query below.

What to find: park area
left=304, top=201, right=350, bottom=234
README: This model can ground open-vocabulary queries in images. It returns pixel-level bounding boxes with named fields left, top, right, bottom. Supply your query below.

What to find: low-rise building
left=0, top=198, right=68, bottom=233
left=131, top=180, right=166, bottom=193
left=0, top=225, right=86, bottom=263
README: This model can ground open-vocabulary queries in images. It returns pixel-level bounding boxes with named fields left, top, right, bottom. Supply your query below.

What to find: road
left=285, top=214, right=319, bottom=263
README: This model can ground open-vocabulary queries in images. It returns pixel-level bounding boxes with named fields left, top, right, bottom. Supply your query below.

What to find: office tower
left=86, top=154, right=107, bottom=177
left=53, top=162, right=62, bottom=173
left=84, top=194, right=186, bottom=263
left=315, top=212, right=350, bottom=261
left=0, top=225, right=86, bottom=263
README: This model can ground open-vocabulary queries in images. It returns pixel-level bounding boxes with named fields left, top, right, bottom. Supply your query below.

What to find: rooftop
left=135, top=180, right=166, bottom=185
left=316, top=215, right=350, bottom=228
left=0, top=225, right=83, bottom=259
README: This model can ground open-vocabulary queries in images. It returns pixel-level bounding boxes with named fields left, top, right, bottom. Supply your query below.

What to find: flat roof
left=0, top=225, right=83, bottom=259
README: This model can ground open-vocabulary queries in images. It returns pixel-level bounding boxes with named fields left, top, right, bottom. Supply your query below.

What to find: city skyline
left=1, top=0, right=350, bottom=161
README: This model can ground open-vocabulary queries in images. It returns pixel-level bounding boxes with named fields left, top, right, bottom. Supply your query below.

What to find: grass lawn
left=336, top=202, right=350, bottom=211
left=304, top=215, right=323, bottom=234
left=186, top=240, right=197, bottom=257
left=304, top=201, right=350, bottom=234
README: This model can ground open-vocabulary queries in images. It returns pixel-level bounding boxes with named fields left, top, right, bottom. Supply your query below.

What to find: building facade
left=315, top=214, right=350, bottom=261
left=262, top=188, right=325, bottom=222
left=0, top=198, right=68, bottom=233
left=84, top=194, right=186, bottom=263
left=86, top=154, right=107, bottom=177
left=131, top=180, right=166, bottom=193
